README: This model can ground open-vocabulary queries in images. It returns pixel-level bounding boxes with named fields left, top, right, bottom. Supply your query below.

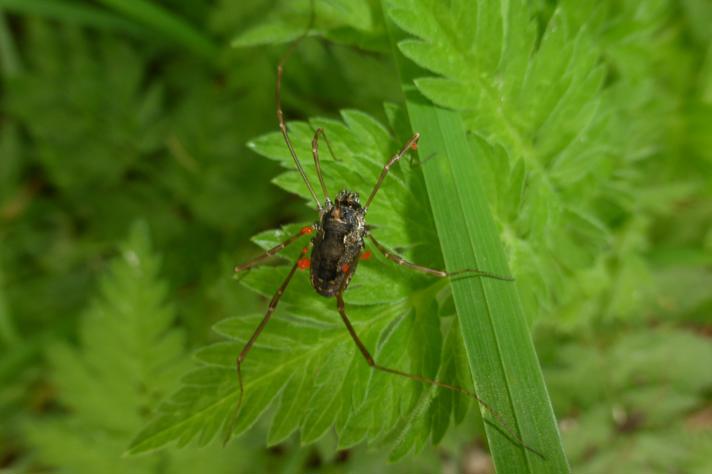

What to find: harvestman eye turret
left=227, top=37, right=544, bottom=459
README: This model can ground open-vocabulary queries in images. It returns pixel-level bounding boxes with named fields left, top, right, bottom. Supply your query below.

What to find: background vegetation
left=1, top=0, right=710, bottom=473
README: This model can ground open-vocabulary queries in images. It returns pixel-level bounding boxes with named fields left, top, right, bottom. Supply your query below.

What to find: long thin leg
left=276, top=11, right=323, bottom=210
left=225, top=256, right=302, bottom=443
left=364, top=133, right=420, bottom=210
left=311, top=128, right=331, bottom=202
left=335, top=291, right=543, bottom=458
left=367, top=234, right=513, bottom=281
left=408, top=151, right=437, bottom=168
left=315, top=127, right=340, bottom=162
left=234, top=226, right=313, bottom=273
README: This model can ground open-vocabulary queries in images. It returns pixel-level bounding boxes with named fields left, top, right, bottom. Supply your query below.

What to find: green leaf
left=22, top=223, right=188, bottom=472
left=0, top=255, right=17, bottom=348
left=231, top=0, right=374, bottom=48
left=231, top=0, right=312, bottom=47
left=405, top=100, right=568, bottom=472
left=384, top=0, right=649, bottom=329
left=1, top=0, right=218, bottom=60
left=6, top=22, right=165, bottom=195
left=545, top=326, right=712, bottom=473
left=21, top=223, right=261, bottom=473
left=382, top=0, right=571, bottom=471
left=129, top=103, right=476, bottom=456
left=0, top=0, right=144, bottom=34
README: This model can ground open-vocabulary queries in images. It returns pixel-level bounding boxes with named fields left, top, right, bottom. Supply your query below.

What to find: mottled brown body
left=310, top=191, right=366, bottom=296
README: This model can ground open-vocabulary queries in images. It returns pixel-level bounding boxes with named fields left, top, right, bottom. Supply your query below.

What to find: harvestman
left=228, top=40, right=542, bottom=458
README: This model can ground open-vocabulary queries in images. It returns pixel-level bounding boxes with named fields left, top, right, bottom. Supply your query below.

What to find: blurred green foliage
left=0, top=0, right=710, bottom=473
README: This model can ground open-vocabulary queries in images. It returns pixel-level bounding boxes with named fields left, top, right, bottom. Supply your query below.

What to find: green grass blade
left=97, top=0, right=218, bottom=61
left=383, top=8, right=571, bottom=474
left=1, top=0, right=218, bottom=61
left=0, top=0, right=143, bottom=34
left=0, top=10, right=22, bottom=76
left=411, top=105, right=568, bottom=473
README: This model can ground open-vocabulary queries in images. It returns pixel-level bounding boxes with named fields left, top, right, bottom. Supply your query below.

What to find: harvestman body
left=228, top=40, right=543, bottom=458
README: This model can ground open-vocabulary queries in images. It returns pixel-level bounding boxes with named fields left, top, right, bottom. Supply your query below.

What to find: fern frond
left=23, top=223, right=191, bottom=472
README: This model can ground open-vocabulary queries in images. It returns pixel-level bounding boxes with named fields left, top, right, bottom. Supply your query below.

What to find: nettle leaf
left=23, top=224, right=185, bottom=473
left=129, top=109, right=471, bottom=458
